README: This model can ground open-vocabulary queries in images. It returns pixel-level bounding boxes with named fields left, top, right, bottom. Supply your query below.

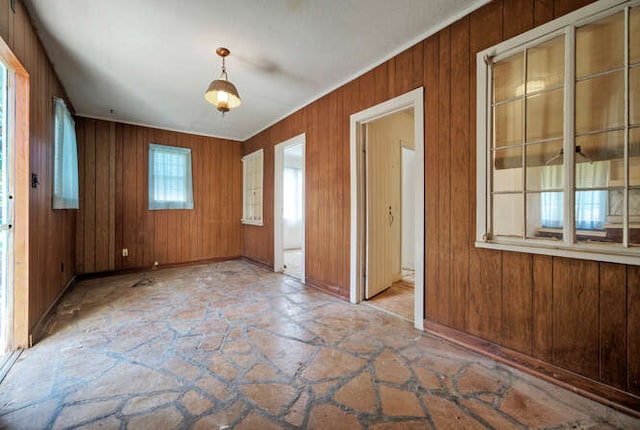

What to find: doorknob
left=388, top=206, right=394, bottom=226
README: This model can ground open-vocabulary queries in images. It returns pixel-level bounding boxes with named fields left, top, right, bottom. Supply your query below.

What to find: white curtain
left=540, top=162, right=608, bottom=230
left=53, top=97, right=79, bottom=209
left=148, top=144, right=194, bottom=210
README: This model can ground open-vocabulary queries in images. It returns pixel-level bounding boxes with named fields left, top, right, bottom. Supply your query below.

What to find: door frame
left=274, top=133, right=306, bottom=282
left=350, top=88, right=424, bottom=330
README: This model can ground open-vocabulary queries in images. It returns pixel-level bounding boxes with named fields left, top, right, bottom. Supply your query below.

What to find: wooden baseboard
left=76, top=256, right=242, bottom=281
left=241, top=256, right=273, bottom=271
left=29, top=275, right=76, bottom=346
left=424, top=320, right=640, bottom=418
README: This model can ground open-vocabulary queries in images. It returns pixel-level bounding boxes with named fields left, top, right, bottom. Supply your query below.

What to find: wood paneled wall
left=75, top=118, right=242, bottom=274
left=242, top=0, right=640, bottom=410
left=0, top=0, right=76, bottom=344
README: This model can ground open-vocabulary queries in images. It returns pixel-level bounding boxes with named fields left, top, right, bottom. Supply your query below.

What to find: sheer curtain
left=540, top=162, right=608, bottom=230
left=53, top=97, right=79, bottom=209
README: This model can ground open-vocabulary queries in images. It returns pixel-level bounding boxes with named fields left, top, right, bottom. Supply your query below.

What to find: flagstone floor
left=0, top=260, right=638, bottom=429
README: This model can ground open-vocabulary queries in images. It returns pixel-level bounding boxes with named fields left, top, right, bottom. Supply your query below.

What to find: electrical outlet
left=153, top=261, right=159, bottom=266
left=122, top=248, right=128, bottom=257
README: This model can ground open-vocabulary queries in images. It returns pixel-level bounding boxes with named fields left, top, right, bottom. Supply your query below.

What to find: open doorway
left=362, top=110, right=415, bottom=321
left=350, top=88, right=424, bottom=330
left=274, top=134, right=305, bottom=281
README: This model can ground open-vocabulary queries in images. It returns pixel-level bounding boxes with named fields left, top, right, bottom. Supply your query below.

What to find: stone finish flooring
left=366, top=281, right=414, bottom=322
left=0, top=260, right=638, bottom=429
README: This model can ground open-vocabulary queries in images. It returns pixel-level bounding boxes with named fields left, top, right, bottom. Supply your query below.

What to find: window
left=148, top=144, right=193, bottom=210
left=476, top=0, right=640, bottom=265
left=242, top=149, right=263, bottom=225
left=53, top=97, right=79, bottom=209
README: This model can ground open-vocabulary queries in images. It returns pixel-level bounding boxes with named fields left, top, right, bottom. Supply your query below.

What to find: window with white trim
left=476, top=0, right=640, bottom=265
left=242, top=149, right=263, bottom=225
left=148, top=143, right=194, bottom=210
left=53, top=97, right=79, bottom=209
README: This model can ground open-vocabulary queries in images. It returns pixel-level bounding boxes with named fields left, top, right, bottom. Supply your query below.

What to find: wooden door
left=365, top=121, right=401, bottom=299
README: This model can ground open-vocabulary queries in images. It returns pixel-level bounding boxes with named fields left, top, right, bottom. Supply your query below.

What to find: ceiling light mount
left=204, top=47, right=241, bottom=116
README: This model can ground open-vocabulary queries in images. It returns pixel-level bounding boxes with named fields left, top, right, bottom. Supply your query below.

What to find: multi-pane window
left=148, top=144, right=193, bottom=210
left=477, top=0, right=640, bottom=264
left=242, top=149, right=263, bottom=225
left=53, top=97, right=79, bottom=209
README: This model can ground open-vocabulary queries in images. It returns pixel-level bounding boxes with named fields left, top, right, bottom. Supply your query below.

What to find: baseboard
left=241, top=256, right=273, bottom=271
left=29, top=275, right=76, bottom=346
left=77, top=256, right=242, bottom=281
left=424, top=320, right=640, bottom=418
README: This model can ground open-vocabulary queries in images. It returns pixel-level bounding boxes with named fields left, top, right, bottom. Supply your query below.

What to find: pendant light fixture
left=204, top=47, right=242, bottom=115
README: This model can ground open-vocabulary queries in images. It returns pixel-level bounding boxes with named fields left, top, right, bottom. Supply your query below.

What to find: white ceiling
left=24, top=0, right=488, bottom=141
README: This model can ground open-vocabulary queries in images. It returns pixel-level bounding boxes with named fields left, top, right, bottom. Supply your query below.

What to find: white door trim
left=274, top=133, right=306, bottom=282
left=350, top=88, right=425, bottom=330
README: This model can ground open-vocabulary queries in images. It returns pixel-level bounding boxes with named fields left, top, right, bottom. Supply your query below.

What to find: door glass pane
left=526, top=88, right=564, bottom=142
left=527, top=192, right=564, bottom=239
left=493, top=193, right=523, bottom=237
left=631, top=66, right=640, bottom=126
left=631, top=7, right=640, bottom=65
left=494, top=53, right=524, bottom=102
left=575, top=71, right=624, bottom=133
left=576, top=12, right=624, bottom=78
left=527, top=36, right=564, bottom=93
left=494, top=99, right=523, bottom=147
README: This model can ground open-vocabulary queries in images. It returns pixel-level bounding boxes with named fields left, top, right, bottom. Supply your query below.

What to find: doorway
left=0, top=59, right=11, bottom=367
left=274, top=134, right=305, bottom=281
left=350, top=88, right=424, bottom=330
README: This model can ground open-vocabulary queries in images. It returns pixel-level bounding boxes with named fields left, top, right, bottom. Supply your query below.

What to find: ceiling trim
left=242, top=0, right=491, bottom=142
left=75, top=113, right=243, bottom=143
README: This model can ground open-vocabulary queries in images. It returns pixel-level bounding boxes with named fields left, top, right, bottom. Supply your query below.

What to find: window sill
left=242, top=220, right=264, bottom=226
left=475, top=239, right=640, bottom=266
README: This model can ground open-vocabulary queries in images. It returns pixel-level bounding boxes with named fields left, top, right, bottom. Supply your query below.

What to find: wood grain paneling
left=75, top=118, right=242, bottom=273
left=240, top=0, right=640, bottom=411
left=0, top=1, right=76, bottom=344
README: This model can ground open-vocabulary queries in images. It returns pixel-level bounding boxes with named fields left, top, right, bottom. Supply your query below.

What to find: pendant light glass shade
left=204, top=47, right=241, bottom=113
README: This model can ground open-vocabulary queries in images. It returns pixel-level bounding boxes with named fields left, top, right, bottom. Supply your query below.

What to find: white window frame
left=476, top=0, right=640, bottom=266
left=148, top=143, right=194, bottom=210
left=242, top=149, right=264, bottom=226
left=52, top=97, right=79, bottom=209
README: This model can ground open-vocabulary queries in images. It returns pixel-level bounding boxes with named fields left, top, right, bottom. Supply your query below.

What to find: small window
left=53, top=97, right=79, bottom=209
left=476, top=0, right=640, bottom=265
left=242, top=149, right=263, bottom=225
left=148, top=143, right=193, bottom=210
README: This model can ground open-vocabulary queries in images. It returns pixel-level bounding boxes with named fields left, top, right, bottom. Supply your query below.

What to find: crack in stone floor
left=0, top=260, right=638, bottom=429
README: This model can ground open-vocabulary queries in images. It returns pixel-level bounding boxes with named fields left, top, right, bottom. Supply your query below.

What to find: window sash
left=148, top=144, right=193, bottom=210
left=242, top=149, right=263, bottom=225
left=476, top=0, right=640, bottom=265
left=53, top=97, right=79, bottom=209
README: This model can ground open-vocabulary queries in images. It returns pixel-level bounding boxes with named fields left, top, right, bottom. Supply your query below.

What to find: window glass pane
left=575, top=160, right=610, bottom=189
left=575, top=130, right=625, bottom=170
left=494, top=99, right=523, bottom=147
left=576, top=12, right=624, bottom=78
left=526, top=88, right=564, bottom=142
left=575, top=189, right=608, bottom=231
left=631, top=66, right=640, bottom=126
left=575, top=71, right=624, bottom=133
left=631, top=187, right=640, bottom=245
left=527, top=192, right=564, bottom=238
left=526, top=143, right=563, bottom=191
left=493, top=53, right=524, bottom=102
left=527, top=36, right=564, bottom=93
left=632, top=127, right=640, bottom=185
left=493, top=170, right=523, bottom=193
left=493, top=193, right=524, bottom=237
left=631, top=7, right=640, bottom=65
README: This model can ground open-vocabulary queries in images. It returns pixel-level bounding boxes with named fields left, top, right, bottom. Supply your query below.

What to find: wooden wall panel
left=75, top=118, right=242, bottom=273
left=0, top=1, right=76, bottom=342
left=241, top=0, right=640, bottom=409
